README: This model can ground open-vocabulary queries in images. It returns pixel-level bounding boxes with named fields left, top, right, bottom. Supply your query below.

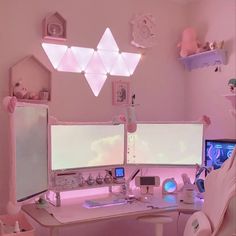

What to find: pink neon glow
left=57, top=48, right=81, bottom=73
left=110, top=54, right=130, bottom=76
left=121, top=52, right=141, bottom=75
left=85, top=73, right=107, bottom=96
left=42, top=43, right=68, bottom=68
left=97, top=28, right=119, bottom=52
left=71, top=47, right=94, bottom=71
left=97, top=50, right=119, bottom=73
left=85, top=51, right=107, bottom=74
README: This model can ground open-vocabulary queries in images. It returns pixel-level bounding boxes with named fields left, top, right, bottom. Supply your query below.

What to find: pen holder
left=183, top=187, right=195, bottom=204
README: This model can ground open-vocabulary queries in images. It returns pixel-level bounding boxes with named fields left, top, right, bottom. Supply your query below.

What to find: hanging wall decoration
left=42, top=12, right=67, bottom=40
left=130, top=13, right=158, bottom=48
left=112, top=80, right=130, bottom=106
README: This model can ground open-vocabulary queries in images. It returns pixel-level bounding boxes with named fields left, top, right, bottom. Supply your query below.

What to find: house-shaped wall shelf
left=179, top=49, right=227, bottom=71
left=10, top=55, right=51, bottom=103
left=42, top=12, right=67, bottom=41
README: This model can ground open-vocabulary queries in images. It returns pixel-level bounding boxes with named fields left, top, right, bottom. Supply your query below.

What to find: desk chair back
left=184, top=147, right=236, bottom=236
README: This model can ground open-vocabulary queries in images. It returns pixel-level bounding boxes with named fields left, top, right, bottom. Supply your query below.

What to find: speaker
left=195, top=167, right=210, bottom=193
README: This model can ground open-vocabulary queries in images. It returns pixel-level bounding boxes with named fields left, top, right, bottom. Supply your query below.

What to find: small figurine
left=177, top=27, right=201, bottom=57
left=228, top=78, right=236, bottom=93
left=208, top=40, right=224, bottom=50
left=209, top=41, right=217, bottom=50
left=13, top=221, right=20, bottom=233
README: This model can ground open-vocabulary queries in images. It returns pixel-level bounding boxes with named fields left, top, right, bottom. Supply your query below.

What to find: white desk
left=22, top=193, right=203, bottom=236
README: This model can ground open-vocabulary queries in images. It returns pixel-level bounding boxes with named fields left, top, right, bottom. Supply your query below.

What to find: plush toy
left=228, top=78, right=236, bottom=93
left=13, top=81, right=39, bottom=99
left=177, top=27, right=201, bottom=57
left=13, top=81, right=28, bottom=99
left=2, top=96, right=17, bottom=113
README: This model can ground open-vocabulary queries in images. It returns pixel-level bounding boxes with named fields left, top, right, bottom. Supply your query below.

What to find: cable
left=177, top=211, right=181, bottom=236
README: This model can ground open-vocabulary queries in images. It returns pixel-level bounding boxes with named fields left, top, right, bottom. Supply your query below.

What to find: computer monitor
left=127, top=123, right=203, bottom=165
left=205, top=139, right=236, bottom=170
left=14, top=104, right=48, bottom=202
left=50, top=123, right=125, bottom=170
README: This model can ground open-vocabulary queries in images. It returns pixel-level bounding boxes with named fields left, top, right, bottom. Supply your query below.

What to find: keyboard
left=84, top=197, right=127, bottom=208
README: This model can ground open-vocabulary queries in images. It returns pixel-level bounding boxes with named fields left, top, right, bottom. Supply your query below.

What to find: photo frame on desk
left=112, top=80, right=130, bottom=106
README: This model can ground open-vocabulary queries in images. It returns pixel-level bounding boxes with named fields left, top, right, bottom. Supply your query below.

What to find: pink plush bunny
left=2, top=96, right=17, bottom=113
left=177, top=27, right=201, bottom=57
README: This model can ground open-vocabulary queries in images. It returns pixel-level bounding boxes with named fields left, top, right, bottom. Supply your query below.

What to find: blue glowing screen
left=164, top=180, right=177, bottom=193
left=205, top=140, right=236, bottom=170
left=115, top=167, right=125, bottom=178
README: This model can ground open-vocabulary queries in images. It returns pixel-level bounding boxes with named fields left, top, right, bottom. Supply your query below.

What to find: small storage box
left=0, top=211, right=34, bottom=236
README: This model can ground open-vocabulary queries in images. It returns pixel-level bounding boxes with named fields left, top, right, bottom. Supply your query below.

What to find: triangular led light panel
left=110, top=54, right=130, bottom=77
left=97, top=50, right=119, bottom=73
left=71, top=46, right=94, bottom=71
left=121, top=52, right=141, bottom=75
left=42, top=43, right=68, bottom=69
left=85, top=51, right=107, bottom=74
left=85, top=73, right=107, bottom=96
left=57, top=48, right=81, bottom=73
left=97, top=28, right=119, bottom=52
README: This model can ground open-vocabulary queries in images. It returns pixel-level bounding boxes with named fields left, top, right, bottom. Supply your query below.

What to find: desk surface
left=22, top=192, right=203, bottom=228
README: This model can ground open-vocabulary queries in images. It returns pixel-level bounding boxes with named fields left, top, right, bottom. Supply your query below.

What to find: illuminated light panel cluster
left=42, top=28, right=141, bottom=96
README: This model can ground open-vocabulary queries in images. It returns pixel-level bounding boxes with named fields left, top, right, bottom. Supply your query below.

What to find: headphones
left=195, top=166, right=211, bottom=193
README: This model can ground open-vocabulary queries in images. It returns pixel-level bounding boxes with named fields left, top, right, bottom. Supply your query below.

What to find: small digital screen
left=140, top=177, right=155, bottom=186
left=115, top=167, right=125, bottom=178
left=205, top=139, right=236, bottom=170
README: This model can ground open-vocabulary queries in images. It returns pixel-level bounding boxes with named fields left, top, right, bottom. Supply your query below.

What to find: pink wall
left=0, top=0, right=235, bottom=235
left=0, top=0, right=187, bottom=211
left=185, top=0, right=236, bottom=139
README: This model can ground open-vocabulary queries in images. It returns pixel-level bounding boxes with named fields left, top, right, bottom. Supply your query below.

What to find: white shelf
left=179, top=49, right=227, bottom=71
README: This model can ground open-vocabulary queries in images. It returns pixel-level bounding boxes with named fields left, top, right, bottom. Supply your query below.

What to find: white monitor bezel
left=48, top=120, right=127, bottom=172
left=126, top=121, right=204, bottom=167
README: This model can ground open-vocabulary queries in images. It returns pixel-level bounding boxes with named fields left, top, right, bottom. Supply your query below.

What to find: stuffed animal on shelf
left=13, top=81, right=39, bottom=99
left=177, top=27, right=201, bottom=57
left=13, top=81, right=28, bottom=99
left=228, top=78, right=236, bottom=93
